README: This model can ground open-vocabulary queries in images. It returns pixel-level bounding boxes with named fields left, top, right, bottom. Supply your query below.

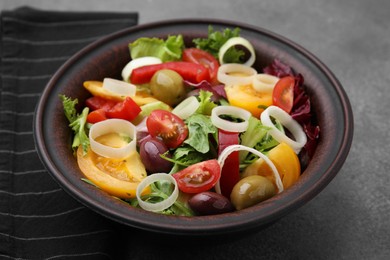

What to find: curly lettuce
left=59, top=95, right=90, bottom=154
left=193, top=26, right=243, bottom=63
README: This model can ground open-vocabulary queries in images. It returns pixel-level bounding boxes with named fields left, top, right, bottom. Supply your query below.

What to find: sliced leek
left=260, top=106, right=307, bottom=154
left=217, top=63, right=257, bottom=86
left=102, top=78, right=136, bottom=97
left=172, top=96, right=200, bottom=119
left=89, top=119, right=137, bottom=159
left=136, top=173, right=179, bottom=212
left=252, top=74, right=279, bottom=93
left=218, top=37, right=256, bottom=67
left=211, top=106, right=251, bottom=133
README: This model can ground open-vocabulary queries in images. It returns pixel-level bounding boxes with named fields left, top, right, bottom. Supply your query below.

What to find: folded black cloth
left=0, top=7, right=138, bottom=259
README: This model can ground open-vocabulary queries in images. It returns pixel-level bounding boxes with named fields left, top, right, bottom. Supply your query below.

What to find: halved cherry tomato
left=182, top=48, right=219, bottom=84
left=87, top=108, right=107, bottom=124
left=85, top=96, right=117, bottom=111
left=106, top=96, right=141, bottom=122
left=273, top=76, right=295, bottom=113
left=130, top=61, right=210, bottom=85
left=146, top=110, right=188, bottom=148
left=218, top=129, right=240, bottom=197
left=172, top=160, right=221, bottom=193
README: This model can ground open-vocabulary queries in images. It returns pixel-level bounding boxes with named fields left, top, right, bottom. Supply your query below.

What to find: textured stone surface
left=1, top=0, right=389, bottom=259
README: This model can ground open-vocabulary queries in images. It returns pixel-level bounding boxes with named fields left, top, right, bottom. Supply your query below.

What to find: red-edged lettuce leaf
left=291, top=74, right=312, bottom=123
left=184, top=80, right=227, bottom=101
left=263, top=59, right=320, bottom=165
left=263, top=59, right=294, bottom=78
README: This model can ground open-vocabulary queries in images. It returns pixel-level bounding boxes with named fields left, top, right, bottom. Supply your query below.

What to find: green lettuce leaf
left=240, top=117, right=284, bottom=164
left=126, top=180, right=194, bottom=216
left=129, top=35, right=184, bottom=62
left=170, top=145, right=210, bottom=166
left=196, top=90, right=217, bottom=116
left=239, top=116, right=269, bottom=162
left=184, top=114, right=217, bottom=154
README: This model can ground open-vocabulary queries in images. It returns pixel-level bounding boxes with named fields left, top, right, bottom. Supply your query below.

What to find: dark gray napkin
left=0, top=7, right=138, bottom=259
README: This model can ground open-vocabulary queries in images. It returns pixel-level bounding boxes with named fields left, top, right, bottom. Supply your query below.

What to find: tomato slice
left=182, top=48, right=220, bottom=84
left=272, top=76, right=295, bottom=113
left=146, top=110, right=188, bottom=148
left=218, top=129, right=240, bottom=197
left=85, top=96, right=117, bottom=111
left=87, top=108, right=107, bottom=124
left=106, top=97, right=141, bottom=121
left=77, top=146, right=149, bottom=199
left=130, top=61, right=210, bottom=85
left=173, top=160, right=221, bottom=193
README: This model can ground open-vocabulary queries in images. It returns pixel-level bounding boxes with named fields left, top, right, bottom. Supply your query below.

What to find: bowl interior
left=34, top=19, right=353, bottom=236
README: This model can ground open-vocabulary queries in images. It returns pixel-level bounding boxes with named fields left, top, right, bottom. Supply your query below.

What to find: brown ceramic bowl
left=34, top=19, right=353, bottom=238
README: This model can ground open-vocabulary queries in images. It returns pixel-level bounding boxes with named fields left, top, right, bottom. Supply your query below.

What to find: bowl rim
left=34, top=18, right=354, bottom=236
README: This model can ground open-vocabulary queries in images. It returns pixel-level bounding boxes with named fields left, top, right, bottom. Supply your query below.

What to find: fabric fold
left=0, top=6, right=138, bottom=259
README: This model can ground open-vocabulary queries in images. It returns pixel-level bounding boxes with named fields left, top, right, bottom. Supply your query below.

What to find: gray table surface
left=1, top=0, right=389, bottom=259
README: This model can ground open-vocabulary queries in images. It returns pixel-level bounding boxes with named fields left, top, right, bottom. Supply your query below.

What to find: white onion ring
left=136, top=173, right=179, bottom=212
left=102, top=78, right=136, bottom=97
left=171, top=96, right=200, bottom=119
left=211, top=106, right=251, bottom=133
left=252, top=74, right=279, bottom=93
left=218, top=37, right=256, bottom=67
left=260, top=106, right=307, bottom=154
left=89, top=119, right=137, bottom=159
left=121, top=56, right=162, bottom=82
left=216, top=144, right=284, bottom=194
left=217, top=63, right=257, bottom=86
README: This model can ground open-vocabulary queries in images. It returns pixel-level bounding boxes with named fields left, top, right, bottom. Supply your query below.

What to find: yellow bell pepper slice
left=225, top=84, right=272, bottom=118
left=83, top=80, right=161, bottom=106
left=242, top=142, right=300, bottom=190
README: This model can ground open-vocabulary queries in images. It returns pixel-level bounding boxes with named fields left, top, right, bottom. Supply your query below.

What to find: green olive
left=150, top=69, right=186, bottom=106
left=230, top=175, right=276, bottom=210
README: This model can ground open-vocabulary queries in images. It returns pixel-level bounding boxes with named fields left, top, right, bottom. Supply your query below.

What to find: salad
left=61, top=26, right=320, bottom=216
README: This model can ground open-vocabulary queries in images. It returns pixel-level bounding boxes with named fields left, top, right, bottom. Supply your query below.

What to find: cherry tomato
left=218, top=129, right=240, bottom=197
left=130, top=61, right=210, bottom=85
left=87, top=108, right=107, bottom=124
left=106, top=97, right=141, bottom=122
left=146, top=110, right=188, bottom=149
left=272, top=76, right=295, bottom=113
left=172, top=160, right=221, bottom=193
left=182, top=48, right=220, bottom=84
